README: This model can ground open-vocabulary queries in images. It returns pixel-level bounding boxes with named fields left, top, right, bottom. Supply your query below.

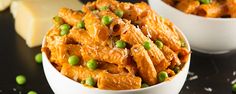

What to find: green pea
left=16, top=75, right=26, bottom=85
left=180, top=39, right=186, bottom=48
left=92, top=10, right=99, bottom=14
left=102, top=16, right=113, bottom=25
left=85, top=77, right=96, bottom=86
left=53, top=16, right=64, bottom=25
left=60, top=30, right=69, bottom=36
left=60, top=24, right=71, bottom=31
left=143, top=41, right=151, bottom=50
left=87, top=59, right=97, bottom=70
left=68, top=55, right=80, bottom=66
left=35, top=53, right=42, bottom=64
left=60, top=24, right=71, bottom=36
left=174, top=66, right=180, bottom=74
left=99, top=6, right=108, bottom=11
left=115, top=40, right=126, bottom=48
left=77, top=21, right=85, bottom=29
left=141, top=83, right=149, bottom=88
left=81, top=80, right=85, bottom=84
left=155, top=40, right=163, bottom=49
left=232, top=83, right=236, bottom=92
left=199, top=0, right=212, bottom=4
left=27, top=91, right=37, bottom=94
left=114, top=10, right=124, bottom=17
left=158, top=71, right=168, bottom=82
left=78, top=10, right=83, bottom=13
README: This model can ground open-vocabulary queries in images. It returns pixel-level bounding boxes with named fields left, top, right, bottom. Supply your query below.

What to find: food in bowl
left=42, top=0, right=190, bottom=91
left=163, top=0, right=236, bottom=18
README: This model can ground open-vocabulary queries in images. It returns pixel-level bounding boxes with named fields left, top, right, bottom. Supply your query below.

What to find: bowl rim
left=42, top=24, right=191, bottom=93
left=149, top=0, right=236, bottom=21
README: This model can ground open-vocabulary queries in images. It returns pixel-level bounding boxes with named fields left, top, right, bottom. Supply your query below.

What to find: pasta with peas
left=42, top=0, right=190, bottom=90
left=163, top=0, right=236, bottom=18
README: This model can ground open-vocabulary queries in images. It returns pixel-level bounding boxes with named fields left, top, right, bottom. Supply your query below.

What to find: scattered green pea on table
left=16, top=75, right=26, bottom=85
left=27, top=90, right=38, bottom=94
left=35, top=53, right=42, bottom=64
left=232, top=83, right=236, bottom=92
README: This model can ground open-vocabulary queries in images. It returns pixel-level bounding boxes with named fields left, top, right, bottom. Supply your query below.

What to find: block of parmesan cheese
left=10, top=0, right=83, bottom=47
left=0, top=0, right=11, bottom=11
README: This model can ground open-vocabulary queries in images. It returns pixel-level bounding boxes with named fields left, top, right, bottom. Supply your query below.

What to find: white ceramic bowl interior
left=42, top=28, right=191, bottom=94
left=149, top=0, right=236, bottom=54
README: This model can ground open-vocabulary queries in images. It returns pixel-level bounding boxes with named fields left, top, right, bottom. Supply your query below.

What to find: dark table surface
left=1, top=0, right=236, bottom=94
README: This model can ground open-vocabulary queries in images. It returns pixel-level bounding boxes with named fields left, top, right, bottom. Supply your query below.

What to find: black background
left=0, top=0, right=236, bottom=94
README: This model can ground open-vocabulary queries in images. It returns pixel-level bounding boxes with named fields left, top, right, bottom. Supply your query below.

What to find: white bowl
left=42, top=28, right=191, bottom=94
left=149, top=0, right=236, bottom=54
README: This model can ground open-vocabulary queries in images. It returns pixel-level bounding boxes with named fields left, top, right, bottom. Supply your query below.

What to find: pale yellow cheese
left=10, top=0, right=83, bottom=47
left=0, top=0, right=11, bottom=11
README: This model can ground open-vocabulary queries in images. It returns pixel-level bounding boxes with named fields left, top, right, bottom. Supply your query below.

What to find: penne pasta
left=61, top=63, right=105, bottom=82
left=176, top=0, right=200, bottom=14
left=84, top=12, right=110, bottom=42
left=195, top=2, right=223, bottom=18
left=80, top=44, right=129, bottom=66
left=131, top=44, right=157, bottom=85
left=226, top=0, right=236, bottom=18
left=162, top=46, right=181, bottom=67
left=97, top=72, right=142, bottom=90
left=58, top=8, right=84, bottom=26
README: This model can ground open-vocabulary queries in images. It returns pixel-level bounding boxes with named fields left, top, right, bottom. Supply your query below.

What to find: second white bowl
left=149, top=0, right=236, bottom=54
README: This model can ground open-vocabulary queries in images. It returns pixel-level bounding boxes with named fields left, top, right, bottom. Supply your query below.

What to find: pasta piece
left=195, top=2, right=223, bottom=17
left=61, top=63, right=105, bottom=82
left=139, top=12, right=181, bottom=51
left=98, top=61, right=126, bottom=74
left=226, top=0, right=236, bottom=18
left=95, top=0, right=119, bottom=10
left=84, top=12, right=110, bottom=41
left=68, top=27, right=92, bottom=45
left=109, top=18, right=128, bottom=36
left=118, top=2, right=141, bottom=22
left=58, top=8, right=84, bottom=26
left=43, top=27, right=82, bottom=68
left=176, top=0, right=200, bottom=14
left=166, top=68, right=176, bottom=77
left=80, top=44, right=129, bottom=66
left=177, top=48, right=190, bottom=64
left=49, top=44, right=81, bottom=67
left=131, top=44, right=157, bottom=85
left=121, top=22, right=170, bottom=73
left=162, top=46, right=181, bottom=67
left=97, top=72, right=141, bottom=90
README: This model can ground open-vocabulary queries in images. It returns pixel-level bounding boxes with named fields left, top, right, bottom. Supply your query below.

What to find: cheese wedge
left=10, top=0, right=83, bottom=47
left=0, top=0, right=11, bottom=11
